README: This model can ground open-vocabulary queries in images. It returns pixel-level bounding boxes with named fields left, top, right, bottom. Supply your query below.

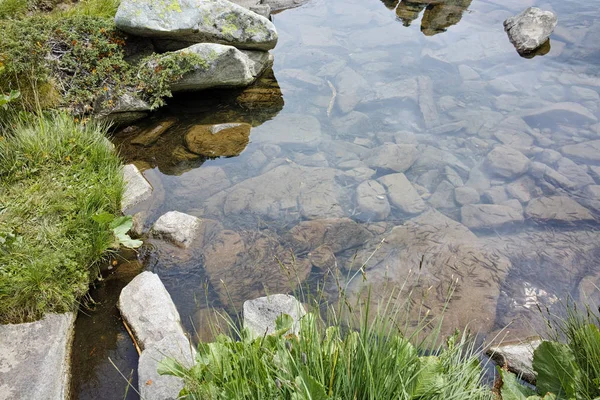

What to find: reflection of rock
left=250, top=114, right=322, bottom=149
left=395, top=0, right=472, bottom=36
left=203, top=165, right=348, bottom=222
left=175, top=166, right=232, bottom=201
left=203, top=230, right=311, bottom=307
left=185, top=123, right=251, bottom=157
left=236, top=68, right=284, bottom=114
left=115, top=0, right=278, bottom=51
left=131, top=118, right=177, bottom=146
left=349, top=210, right=511, bottom=335
left=504, top=7, right=557, bottom=55
left=421, top=0, right=473, bottom=36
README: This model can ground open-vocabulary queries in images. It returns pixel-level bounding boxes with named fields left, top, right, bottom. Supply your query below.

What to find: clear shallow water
left=74, top=0, right=600, bottom=398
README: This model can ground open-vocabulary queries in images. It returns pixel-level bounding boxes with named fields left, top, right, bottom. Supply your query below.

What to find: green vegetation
left=0, top=113, right=124, bottom=323
left=160, top=292, right=492, bottom=400
left=499, top=303, right=600, bottom=400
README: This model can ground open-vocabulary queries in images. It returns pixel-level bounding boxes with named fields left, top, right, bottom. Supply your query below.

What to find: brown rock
left=185, top=123, right=251, bottom=157
left=131, top=118, right=177, bottom=146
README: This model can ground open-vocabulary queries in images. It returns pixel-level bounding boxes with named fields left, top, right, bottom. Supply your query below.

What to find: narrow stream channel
left=71, top=0, right=600, bottom=397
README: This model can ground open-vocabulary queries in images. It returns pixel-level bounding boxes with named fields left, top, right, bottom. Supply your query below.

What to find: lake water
left=72, top=0, right=600, bottom=398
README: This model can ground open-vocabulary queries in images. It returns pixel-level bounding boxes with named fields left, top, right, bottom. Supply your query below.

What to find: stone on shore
left=487, top=337, right=542, bottom=383
left=243, top=294, right=306, bottom=339
left=121, top=164, right=153, bottom=213
left=118, top=272, right=195, bottom=400
left=152, top=211, right=201, bottom=248
left=0, top=313, right=75, bottom=400
left=142, top=44, right=272, bottom=92
left=115, top=0, right=278, bottom=51
left=461, top=204, right=524, bottom=229
left=377, top=173, right=427, bottom=214
left=94, top=92, right=151, bottom=125
left=504, top=7, right=557, bottom=54
left=525, top=196, right=595, bottom=223
left=185, top=123, right=251, bottom=157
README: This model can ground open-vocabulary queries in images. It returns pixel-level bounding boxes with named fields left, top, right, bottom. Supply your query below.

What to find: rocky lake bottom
left=71, top=0, right=600, bottom=398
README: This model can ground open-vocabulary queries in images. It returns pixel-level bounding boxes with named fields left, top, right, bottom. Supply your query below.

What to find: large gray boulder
left=243, top=294, right=306, bottom=339
left=115, top=0, right=278, bottom=51
left=118, top=272, right=195, bottom=400
left=142, top=43, right=272, bottom=92
left=0, top=313, right=75, bottom=400
left=504, top=7, right=557, bottom=54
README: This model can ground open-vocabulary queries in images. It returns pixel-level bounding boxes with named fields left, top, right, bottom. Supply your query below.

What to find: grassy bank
left=0, top=113, right=124, bottom=323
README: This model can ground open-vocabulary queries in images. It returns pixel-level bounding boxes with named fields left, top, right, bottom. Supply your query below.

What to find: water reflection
left=394, top=0, right=472, bottom=36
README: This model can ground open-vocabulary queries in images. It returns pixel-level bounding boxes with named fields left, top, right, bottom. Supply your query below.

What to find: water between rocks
left=71, top=0, right=600, bottom=398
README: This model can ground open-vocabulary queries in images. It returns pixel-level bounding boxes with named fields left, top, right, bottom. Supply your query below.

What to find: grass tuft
left=0, top=112, right=123, bottom=323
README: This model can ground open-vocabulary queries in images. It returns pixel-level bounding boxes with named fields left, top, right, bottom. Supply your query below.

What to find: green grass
left=56, top=0, right=121, bottom=19
left=160, top=288, right=493, bottom=400
left=0, top=112, right=123, bottom=323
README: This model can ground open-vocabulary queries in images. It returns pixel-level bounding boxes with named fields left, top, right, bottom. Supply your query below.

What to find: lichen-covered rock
left=95, top=92, right=151, bottom=125
left=504, top=7, right=557, bottom=54
left=185, top=123, right=251, bottom=157
left=115, top=0, right=278, bottom=51
left=142, top=43, right=272, bottom=92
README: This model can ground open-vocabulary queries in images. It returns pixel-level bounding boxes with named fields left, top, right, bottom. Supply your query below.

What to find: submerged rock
left=486, top=146, right=530, bottom=179
left=243, top=294, right=306, bottom=339
left=131, top=118, right=178, bottom=146
left=525, top=196, right=595, bottom=223
left=504, top=7, right=557, bottom=54
left=115, top=0, right=278, bottom=51
left=185, top=122, right=251, bottom=157
left=142, top=44, right=272, bottom=92
left=356, top=180, right=391, bottom=221
left=349, top=210, right=512, bottom=335
left=362, top=144, right=418, bottom=173
left=561, top=140, right=600, bottom=163
left=461, top=204, right=524, bottom=229
left=378, top=173, right=427, bottom=214
left=285, top=218, right=374, bottom=254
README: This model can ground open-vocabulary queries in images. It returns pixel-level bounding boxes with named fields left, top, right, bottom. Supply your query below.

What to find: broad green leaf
left=92, top=212, right=114, bottom=224
left=111, top=216, right=132, bottom=234
left=413, top=356, right=445, bottom=397
left=533, top=341, right=579, bottom=399
left=295, top=374, right=328, bottom=400
left=157, top=357, right=188, bottom=378
left=499, top=368, right=536, bottom=400
left=276, top=313, right=294, bottom=332
left=116, top=233, right=142, bottom=249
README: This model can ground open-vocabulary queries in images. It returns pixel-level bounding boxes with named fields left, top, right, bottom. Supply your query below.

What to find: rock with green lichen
left=141, top=43, right=272, bottom=92
left=115, top=0, right=278, bottom=51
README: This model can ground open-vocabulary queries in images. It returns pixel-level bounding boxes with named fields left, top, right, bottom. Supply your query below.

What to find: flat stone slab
left=243, top=294, right=306, bottom=339
left=118, top=272, right=195, bottom=400
left=0, top=313, right=76, bottom=400
left=121, top=164, right=153, bottom=213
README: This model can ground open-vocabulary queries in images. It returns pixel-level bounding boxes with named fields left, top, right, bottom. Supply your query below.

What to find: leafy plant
left=159, top=307, right=492, bottom=399
left=500, top=304, right=600, bottom=400
left=92, top=213, right=142, bottom=249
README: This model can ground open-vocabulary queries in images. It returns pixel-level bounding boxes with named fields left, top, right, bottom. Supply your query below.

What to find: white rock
left=243, top=294, right=306, bottom=339
left=121, top=164, right=153, bottom=213
left=152, top=211, right=201, bottom=248
left=487, top=338, right=542, bottom=383
left=504, top=7, right=557, bottom=54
